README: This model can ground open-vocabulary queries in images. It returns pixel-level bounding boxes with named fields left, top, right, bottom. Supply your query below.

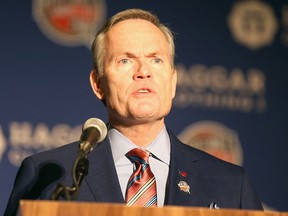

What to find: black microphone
left=79, top=118, right=107, bottom=155
left=50, top=118, right=107, bottom=200
left=26, top=161, right=64, bottom=199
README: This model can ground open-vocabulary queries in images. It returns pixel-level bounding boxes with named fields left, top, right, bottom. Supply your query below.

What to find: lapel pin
left=178, top=169, right=187, bottom=177
left=178, top=181, right=191, bottom=194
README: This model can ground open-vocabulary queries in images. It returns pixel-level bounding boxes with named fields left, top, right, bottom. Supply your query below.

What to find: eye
left=153, top=58, right=162, bottom=64
left=119, top=59, right=131, bottom=64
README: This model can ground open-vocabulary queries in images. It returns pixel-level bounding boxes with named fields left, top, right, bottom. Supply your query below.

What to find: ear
left=171, top=69, right=177, bottom=99
left=90, top=70, right=105, bottom=100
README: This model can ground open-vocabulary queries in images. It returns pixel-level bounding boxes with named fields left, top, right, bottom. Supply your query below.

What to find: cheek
left=161, top=76, right=174, bottom=97
left=106, top=79, right=128, bottom=104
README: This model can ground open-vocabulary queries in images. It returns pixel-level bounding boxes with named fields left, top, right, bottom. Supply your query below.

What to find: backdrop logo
left=178, top=121, right=243, bottom=165
left=174, top=64, right=267, bottom=113
left=0, top=126, right=7, bottom=162
left=33, top=0, right=106, bottom=47
left=228, top=0, right=278, bottom=50
left=7, top=121, right=82, bottom=166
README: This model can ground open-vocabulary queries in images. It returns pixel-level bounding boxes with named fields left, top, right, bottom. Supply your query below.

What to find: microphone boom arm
left=50, top=150, right=89, bottom=201
left=50, top=118, right=107, bottom=201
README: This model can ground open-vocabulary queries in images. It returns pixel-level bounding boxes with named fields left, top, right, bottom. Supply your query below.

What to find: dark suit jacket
left=4, top=131, right=263, bottom=216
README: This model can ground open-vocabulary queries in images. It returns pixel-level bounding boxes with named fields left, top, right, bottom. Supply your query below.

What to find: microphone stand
left=50, top=150, right=89, bottom=201
left=50, top=117, right=107, bottom=200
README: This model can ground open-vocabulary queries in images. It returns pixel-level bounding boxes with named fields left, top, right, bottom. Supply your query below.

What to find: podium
left=19, top=200, right=287, bottom=216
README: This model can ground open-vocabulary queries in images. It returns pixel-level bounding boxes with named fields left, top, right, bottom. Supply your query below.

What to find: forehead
left=105, top=19, right=169, bottom=54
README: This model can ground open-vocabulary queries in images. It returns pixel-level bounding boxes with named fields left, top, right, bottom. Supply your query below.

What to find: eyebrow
left=118, top=51, right=162, bottom=58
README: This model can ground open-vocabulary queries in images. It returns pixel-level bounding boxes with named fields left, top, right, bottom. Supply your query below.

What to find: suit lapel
left=165, top=131, right=205, bottom=206
left=81, top=130, right=208, bottom=206
left=84, top=138, right=124, bottom=203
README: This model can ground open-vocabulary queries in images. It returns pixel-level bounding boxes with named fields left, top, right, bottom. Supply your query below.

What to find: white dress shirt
left=108, top=125, right=171, bottom=206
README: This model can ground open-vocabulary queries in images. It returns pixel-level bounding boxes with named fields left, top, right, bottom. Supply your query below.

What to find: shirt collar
left=108, top=125, right=170, bottom=165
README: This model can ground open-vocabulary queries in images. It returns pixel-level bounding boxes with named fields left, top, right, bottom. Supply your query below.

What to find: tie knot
left=126, top=148, right=150, bottom=165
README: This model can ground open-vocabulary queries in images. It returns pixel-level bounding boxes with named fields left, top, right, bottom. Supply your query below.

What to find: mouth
left=137, top=88, right=151, bottom=93
left=133, top=87, right=155, bottom=96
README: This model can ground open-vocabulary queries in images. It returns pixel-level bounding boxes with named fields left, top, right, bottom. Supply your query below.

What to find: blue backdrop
left=1, top=0, right=288, bottom=215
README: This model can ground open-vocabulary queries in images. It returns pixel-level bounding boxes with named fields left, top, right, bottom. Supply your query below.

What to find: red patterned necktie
left=125, top=148, right=157, bottom=207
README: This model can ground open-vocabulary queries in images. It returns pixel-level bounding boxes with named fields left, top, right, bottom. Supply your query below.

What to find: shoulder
left=21, top=141, right=80, bottom=170
left=168, top=129, right=244, bottom=175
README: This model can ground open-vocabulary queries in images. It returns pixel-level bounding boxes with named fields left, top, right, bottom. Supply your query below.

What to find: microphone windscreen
left=82, top=118, right=107, bottom=143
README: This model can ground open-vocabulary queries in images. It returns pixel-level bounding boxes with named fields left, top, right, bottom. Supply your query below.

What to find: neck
left=110, top=119, right=165, bottom=147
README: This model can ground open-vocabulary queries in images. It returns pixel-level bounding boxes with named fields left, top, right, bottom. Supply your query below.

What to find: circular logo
left=0, top=126, right=7, bottom=162
left=178, top=121, right=243, bottom=165
left=228, top=0, right=278, bottom=50
left=33, top=0, right=106, bottom=47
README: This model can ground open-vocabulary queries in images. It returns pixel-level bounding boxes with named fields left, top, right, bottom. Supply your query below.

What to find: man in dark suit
left=4, top=8, right=263, bottom=216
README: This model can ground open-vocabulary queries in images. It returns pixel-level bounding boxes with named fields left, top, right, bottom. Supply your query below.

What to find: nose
left=133, top=60, right=152, bottom=80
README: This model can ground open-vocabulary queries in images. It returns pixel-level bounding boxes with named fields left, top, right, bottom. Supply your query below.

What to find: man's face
left=92, top=19, right=177, bottom=126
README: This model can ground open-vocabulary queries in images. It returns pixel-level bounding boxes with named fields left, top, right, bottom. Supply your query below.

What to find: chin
left=133, top=112, right=155, bottom=119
